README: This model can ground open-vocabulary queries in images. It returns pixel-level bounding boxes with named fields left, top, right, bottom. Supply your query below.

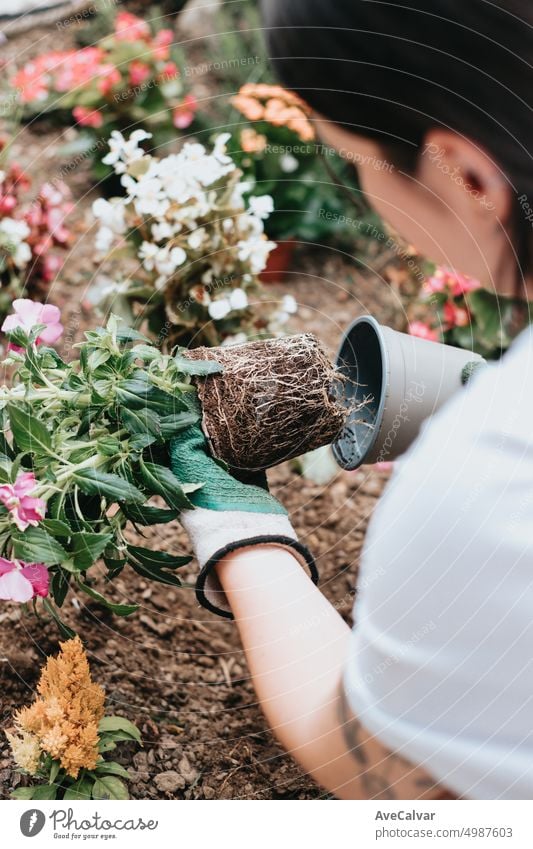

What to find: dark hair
left=261, top=0, right=533, bottom=283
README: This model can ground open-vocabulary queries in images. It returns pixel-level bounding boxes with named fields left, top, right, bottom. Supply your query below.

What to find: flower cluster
left=232, top=83, right=315, bottom=142
left=409, top=265, right=528, bottom=358
left=91, top=130, right=285, bottom=347
left=8, top=637, right=140, bottom=799
left=230, top=84, right=366, bottom=246
left=0, top=151, right=71, bottom=319
left=11, top=11, right=198, bottom=175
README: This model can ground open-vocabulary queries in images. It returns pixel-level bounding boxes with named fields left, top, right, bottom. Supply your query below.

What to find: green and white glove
left=170, top=400, right=318, bottom=618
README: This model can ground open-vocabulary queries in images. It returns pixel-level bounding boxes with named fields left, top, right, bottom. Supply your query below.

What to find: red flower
left=153, top=29, right=174, bottom=61
left=73, top=105, right=104, bottom=128
left=172, top=94, right=198, bottom=129
left=408, top=321, right=439, bottom=342
left=129, top=61, right=151, bottom=87
left=114, top=11, right=150, bottom=42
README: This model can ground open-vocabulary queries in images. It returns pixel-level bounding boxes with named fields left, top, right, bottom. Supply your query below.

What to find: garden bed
left=0, top=5, right=406, bottom=799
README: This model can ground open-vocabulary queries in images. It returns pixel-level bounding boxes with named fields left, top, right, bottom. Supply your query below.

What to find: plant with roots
left=0, top=301, right=221, bottom=635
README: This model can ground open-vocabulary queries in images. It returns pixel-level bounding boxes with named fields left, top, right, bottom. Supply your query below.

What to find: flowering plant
left=230, top=83, right=372, bottom=246
left=0, top=146, right=71, bottom=322
left=0, top=299, right=219, bottom=633
left=409, top=265, right=530, bottom=358
left=10, top=11, right=199, bottom=181
left=90, top=130, right=290, bottom=347
left=8, top=637, right=141, bottom=800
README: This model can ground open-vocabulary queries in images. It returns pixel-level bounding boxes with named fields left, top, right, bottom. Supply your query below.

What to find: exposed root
left=188, top=334, right=349, bottom=472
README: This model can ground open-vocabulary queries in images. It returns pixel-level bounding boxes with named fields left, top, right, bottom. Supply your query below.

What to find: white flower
left=248, top=195, right=274, bottom=220
left=13, top=241, right=31, bottom=268
left=229, top=288, right=248, bottom=310
left=187, top=228, right=206, bottom=250
left=151, top=221, right=174, bottom=242
left=122, top=173, right=169, bottom=218
left=139, top=241, right=159, bottom=271
left=102, top=129, right=151, bottom=174
left=280, top=153, right=299, bottom=173
left=222, top=218, right=234, bottom=233
left=212, top=133, right=233, bottom=165
left=208, top=299, right=231, bottom=320
left=95, top=226, right=115, bottom=253
left=282, top=294, right=297, bottom=314
left=92, top=198, right=126, bottom=234
left=0, top=218, right=30, bottom=242
left=156, top=246, right=187, bottom=276
left=237, top=235, right=276, bottom=273
left=222, top=332, right=247, bottom=346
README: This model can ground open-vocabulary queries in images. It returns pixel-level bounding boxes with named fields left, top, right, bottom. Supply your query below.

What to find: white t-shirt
left=344, top=325, right=533, bottom=800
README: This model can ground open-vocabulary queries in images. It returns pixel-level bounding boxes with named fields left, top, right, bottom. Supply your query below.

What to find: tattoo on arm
left=337, top=687, right=454, bottom=800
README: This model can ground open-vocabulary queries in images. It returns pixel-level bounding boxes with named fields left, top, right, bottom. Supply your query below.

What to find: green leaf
left=138, top=460, right=193, bottom=510
left=42, top=598, right=76, bottom=639
left=98, top=716, right=142, bottom=744
left=49, top=759, right=60, bottom=786
left=51, top=568, right=71, bottom=607
left=92, top=775, right=129, bottom=800
left=98, top=737, right=117, bottom=754
left=71, top=531, right=113, bottom=570
left=93, top=761, right=131, bottom=779
left=116, top=327, right=151, bottom=343
left=7, top=404, right=53, bottom=456
left=41, top=518, right=72, bottom=538
left=76, top=579, right=138, bottom=616
left=11, top=787, right=35, bottom=799
left=32, top=783, right=58, bottom=799
left=174, top=354, right=223, bottom=376
left=121, top=503, right=178, bottom=526
left=12, top=527, right=68, bottom=565
left=128, top=558, right=183, bottom=589
left=64, top=777, right=94, bottom=800
left=74, top=469, right=146, bottom=504
left=159, top=411, right=199, bottom=439
left=127, top=544, right=190, bottom=569
left=121, top=406, right=161, bottom=437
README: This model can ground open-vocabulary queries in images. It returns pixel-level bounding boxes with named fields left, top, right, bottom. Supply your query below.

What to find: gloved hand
left=170, top=398, right=318, bottom=618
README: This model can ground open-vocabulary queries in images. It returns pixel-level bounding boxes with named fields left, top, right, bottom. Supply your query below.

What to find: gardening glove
left=170, top=399, right=318, bottom=618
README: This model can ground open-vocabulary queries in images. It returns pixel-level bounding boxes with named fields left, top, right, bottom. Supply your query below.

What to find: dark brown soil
left=0, top=6, right=411, bottom=801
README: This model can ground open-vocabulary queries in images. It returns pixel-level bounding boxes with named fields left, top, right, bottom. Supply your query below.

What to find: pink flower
left=443, top=301, right=470, bottom=329
left=96, top=64, right=121, bottom=96
left=408, top=321, right=439, bottom=342
left=114, top=11, right=150, bottom=42
left=153, top=29, right=173, bottom=61
left=160, top=61, right=179, bottom=81
left=2, top=299, right=64, bottom=346
left=172, top=94, right=198, bottom=129
left=0, top=558, right=49, bottom=603
left=73, top=105, right=104, bottom=128
left=129, top=61, right=151, bottom=87
left=0, top=471, right=46, bottom=532
left=425, top=265, right=482, bottom=297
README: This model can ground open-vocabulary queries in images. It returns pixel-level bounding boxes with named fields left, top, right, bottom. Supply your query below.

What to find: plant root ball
left=188, top=334, right=347, bottom=472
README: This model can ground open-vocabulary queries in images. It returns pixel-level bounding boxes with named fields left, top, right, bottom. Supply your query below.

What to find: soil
left=0, top=6, right=411, bottom=800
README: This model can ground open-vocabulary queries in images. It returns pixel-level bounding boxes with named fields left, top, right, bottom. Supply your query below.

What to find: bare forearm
left=216, top=545, right=451, bottom=800
left=216, top=545, right=363, bottom=797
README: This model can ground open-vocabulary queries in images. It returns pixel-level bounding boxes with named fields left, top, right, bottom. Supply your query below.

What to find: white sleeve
left=344, top=328, right=533, bottom=800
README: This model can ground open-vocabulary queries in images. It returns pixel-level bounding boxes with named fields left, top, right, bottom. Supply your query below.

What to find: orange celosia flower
left=14, top=637, right=105, bottom=779
left=232, top=84, right=315, bottom=142
left=240, top=128, right=267, bottom=154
